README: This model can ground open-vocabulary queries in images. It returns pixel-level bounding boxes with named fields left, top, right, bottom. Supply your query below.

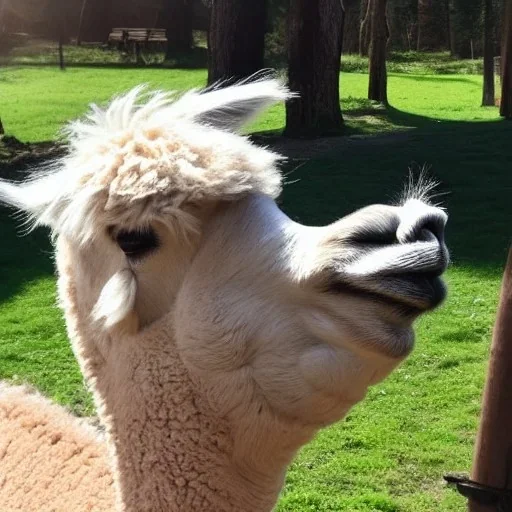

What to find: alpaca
left=0, top=383, right=114, bottom=511
left=0, top=79, right=449, bottom=512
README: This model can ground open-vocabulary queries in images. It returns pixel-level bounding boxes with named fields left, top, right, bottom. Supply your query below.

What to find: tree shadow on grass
left=1, top=105, right=510, bottom=306
left=277, top=116, right=512, bottom=271
left=0, top=209, right=54, bottom=306
left=0, top=47, right=209, bottom=70
left=388, top=73, right=481, bottom=86
left=0, top=155, right=56, bottom=306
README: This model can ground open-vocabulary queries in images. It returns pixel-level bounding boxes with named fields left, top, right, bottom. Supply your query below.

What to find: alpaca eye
left=112, top=227, right=159, bottom=259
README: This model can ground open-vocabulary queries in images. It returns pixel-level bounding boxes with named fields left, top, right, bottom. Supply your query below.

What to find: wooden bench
left=108, top=28, right=167, bottom=60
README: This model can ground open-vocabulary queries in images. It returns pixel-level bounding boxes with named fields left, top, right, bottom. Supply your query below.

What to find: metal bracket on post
left=444, top=475, right=512, bottom=511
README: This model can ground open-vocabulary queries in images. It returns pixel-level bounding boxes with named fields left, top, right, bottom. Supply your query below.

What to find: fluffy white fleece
left=0, top=79, right=291, bottom=244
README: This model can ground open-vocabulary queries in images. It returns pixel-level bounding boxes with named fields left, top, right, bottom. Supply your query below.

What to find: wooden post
left=469, top=247, right=512, bottom=512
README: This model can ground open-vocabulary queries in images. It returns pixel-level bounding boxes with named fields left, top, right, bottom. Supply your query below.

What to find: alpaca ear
left=171, top=78, right=293, bottom=132
left=0, top=180, right=27, bottom=211
left=0, top=179, right=48, bottom=216
left=0, top=171, right=64, bottom=229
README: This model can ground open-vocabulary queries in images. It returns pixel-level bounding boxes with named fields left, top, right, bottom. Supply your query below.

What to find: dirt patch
left=0, top=131, right=413, bottom=181
left=0, top=136, right=66, bottom=180
left=251, top=130, right=413, bottom=160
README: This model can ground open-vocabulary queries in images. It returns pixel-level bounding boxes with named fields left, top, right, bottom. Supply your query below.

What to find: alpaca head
left=0, top=80, right=449, bottom=498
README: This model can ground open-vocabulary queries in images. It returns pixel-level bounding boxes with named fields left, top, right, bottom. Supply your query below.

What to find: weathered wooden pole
left=468, top=246, right=512, bottom=511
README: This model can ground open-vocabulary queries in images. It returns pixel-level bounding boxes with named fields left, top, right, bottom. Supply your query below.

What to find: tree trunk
left=417, top=0, right=447, bottom=51
left=450, top=0, right=483, bottom=58
left=368, top=0, right=389, bottom=103
left=58, top=33, right=65, bottom=70
left=77, top=0, right=88, bottom=46
left=285, top=0, right=344, bottom=137
left=501, top=0, right=512, bottom=118
left=207, top=0, right=266, bottom=85
left=0, top=0, right=6, bottom=35
left=386, top=0, right=418, bottom=52
left=80, top=0, right=112, bottom=43
left=360, top=0, right=371, bottom=56
left=482, top=0, right=495, bottom=106
left=55, top=0, right=65, bottom=70
left=163, top=0, right=193, bottom=58
left=445, top=0, right=452, bottom=52
left=343, top=0, right=362, bottom=54
left=448, top=0, right=456, bottom=55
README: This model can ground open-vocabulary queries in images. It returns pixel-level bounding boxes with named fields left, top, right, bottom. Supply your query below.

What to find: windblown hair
left=0, top=79, right=291, bottom=244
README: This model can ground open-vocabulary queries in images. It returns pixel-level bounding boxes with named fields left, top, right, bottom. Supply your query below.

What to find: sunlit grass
left=342, top=51, right=484, bottom=75
left=1, top=67, right=500, bottom=142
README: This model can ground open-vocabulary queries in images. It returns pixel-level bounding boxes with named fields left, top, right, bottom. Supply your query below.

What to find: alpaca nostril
left=396, top=201, right=447, bottom=245
left=349, top=227, right=398, bottom=246
left=413, top=218, right=445, bottom=244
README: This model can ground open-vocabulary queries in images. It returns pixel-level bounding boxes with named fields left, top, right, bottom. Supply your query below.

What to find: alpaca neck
left=94, top=327, right=285, bottom=512
left=56, top=225, right=299, bottom=512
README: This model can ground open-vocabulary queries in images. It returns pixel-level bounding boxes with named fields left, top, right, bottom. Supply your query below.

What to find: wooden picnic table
left=108, top=28, right=167, bottom=60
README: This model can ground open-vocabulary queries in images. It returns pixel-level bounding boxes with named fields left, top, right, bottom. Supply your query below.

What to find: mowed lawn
left=1, top=65, right=511, bottom=511
left=0, top=66, right=500, bottom=141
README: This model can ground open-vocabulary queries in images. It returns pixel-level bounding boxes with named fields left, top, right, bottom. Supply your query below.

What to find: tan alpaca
left=0, top=383, right=114, bottom=511
left=0, top=80, right=449, bottom=512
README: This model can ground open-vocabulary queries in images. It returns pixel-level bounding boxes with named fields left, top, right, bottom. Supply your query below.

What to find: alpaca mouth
left=375, top=271, right=447, bottom=312
left=328, top=240, right=449, bottom=315
left=327, top=271, right=446, bottom=316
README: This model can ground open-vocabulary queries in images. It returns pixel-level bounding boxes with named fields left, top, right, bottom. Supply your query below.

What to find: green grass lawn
left=274, top=121, right=511, bottom=511
left=1, top=65, right=511, bottom=511
left=1, top=67, right=500, bottom=142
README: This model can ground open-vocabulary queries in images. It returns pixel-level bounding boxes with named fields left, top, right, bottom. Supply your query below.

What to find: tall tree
left=417, top=0, right=448, bottom=51
left=360, top=0, right=371, bottom=55
left=368, top=0, right=389, bottom=103
left=446, top=0, right=455, bottom=55
left=501, top=0, right=512, bottom=118
left=343, top=0, right=362, bottom=54
left=162, top=0, right=193, bottom=58
left=450, top=0, right=483, bottom=58
left=482, top=0, right=495, bottom=106
left=77, top=0, right=88, bottom=46
left=387, top=0, right=418, bottom=51
left=208, top=0, right=266, bottom=84
left=285, top=0, right=344, bottom=136
left=79, top=0, right=113, bottom=43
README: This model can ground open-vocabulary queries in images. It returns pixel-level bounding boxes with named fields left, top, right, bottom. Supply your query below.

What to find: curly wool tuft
left=0, top=80, right=291, bottom=244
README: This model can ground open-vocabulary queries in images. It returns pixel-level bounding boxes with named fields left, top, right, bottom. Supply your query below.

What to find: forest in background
left=0, top=0, right=505, bottom=59
left=1, top=0, right=512, bottom=136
